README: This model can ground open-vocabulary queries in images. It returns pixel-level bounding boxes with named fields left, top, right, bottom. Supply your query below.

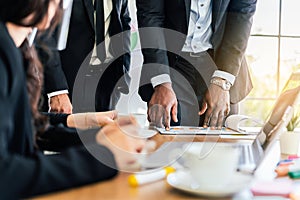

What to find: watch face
left=224, top=82, right=231, bottom=90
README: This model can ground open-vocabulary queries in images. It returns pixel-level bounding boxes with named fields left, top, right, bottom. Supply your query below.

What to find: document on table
left=155, top=114, right=261, bottom=137
left=156, top=126, right=259, bottom=139
left=156, top=126, right=242, bottom=135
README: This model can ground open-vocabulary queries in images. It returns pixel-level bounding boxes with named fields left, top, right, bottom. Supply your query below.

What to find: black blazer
left=0, top=22, right=118, bottom=199
left=43, top=0, right=131, bottom=98
left=136, top=0, right=257, bottom=104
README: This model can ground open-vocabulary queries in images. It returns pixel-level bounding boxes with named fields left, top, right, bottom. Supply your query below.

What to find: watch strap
left=210, top=77, right=231, bottom=91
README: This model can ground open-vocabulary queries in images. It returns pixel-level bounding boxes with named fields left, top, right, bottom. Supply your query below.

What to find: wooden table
left=33, top=171, right=256, bottom=200
left=32, top=133, right=280, bottom=200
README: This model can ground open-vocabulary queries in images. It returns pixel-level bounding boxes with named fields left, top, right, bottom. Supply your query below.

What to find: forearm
left=43, top=112, right=69, bottom=126
left=44, top=112, right=92, bottom=129
left=66, top=113, right=100, bottom=129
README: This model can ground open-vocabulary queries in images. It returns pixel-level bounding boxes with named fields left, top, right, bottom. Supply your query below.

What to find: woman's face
left=6, top=0, right=61, bottom=47
left=21, top=0, right=60, bottom=30
left=36, top=0, right=61, bottom=30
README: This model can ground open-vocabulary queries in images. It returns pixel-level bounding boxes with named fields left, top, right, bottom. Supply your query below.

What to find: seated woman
left=0, top=0, right=145, bottom=199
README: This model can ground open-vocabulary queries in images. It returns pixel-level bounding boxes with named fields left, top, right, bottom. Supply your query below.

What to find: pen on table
left=276, top=158, right=300, bottom=167
left=275, top=158, right=300, bottom=177
left=128, top=166, right=175, bottom=187
left=275, top=164, right=295, bottom=177
left=277, top=159, right=294, bottom=166
left=287, top=155, right=300, bottom=160
left=288, top=161, right=300, bottom=179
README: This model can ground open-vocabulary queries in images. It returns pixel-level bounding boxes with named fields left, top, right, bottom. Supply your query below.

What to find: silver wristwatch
left=210, top=77, right=231, bottom=91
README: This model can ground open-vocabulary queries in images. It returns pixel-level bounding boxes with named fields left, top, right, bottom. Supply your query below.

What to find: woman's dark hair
left=0, top=0, right=49, bottom=27
left=21, top=41, right=49, bottom=135
left=5, top=0, right=64, bottom=136
left=0, top=0, right=63, bottom=29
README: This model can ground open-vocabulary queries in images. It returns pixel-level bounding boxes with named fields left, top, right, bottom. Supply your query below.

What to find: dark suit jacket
left=42, top=0, right=131, bottom=99
left=136, top=0, right=257, bottom=104
left=0, top=22, right=118, bottom=199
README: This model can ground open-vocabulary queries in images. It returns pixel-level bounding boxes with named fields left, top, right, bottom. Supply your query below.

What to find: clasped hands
left=148, top=83, right=230, bottom=129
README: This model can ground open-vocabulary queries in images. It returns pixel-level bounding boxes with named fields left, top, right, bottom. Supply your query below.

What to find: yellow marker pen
left=128, top=166, right=175, bottom=187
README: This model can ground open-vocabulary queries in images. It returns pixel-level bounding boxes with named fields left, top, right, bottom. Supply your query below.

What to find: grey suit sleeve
left=214, top=0, right=257, bottom=76
left=136, top=0, right=172, bottom=102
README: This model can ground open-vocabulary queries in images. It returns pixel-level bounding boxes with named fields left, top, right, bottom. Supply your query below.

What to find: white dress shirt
left=151, top=0, right=235, bottom=88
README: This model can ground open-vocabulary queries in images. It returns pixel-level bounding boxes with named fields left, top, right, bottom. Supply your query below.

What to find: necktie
left=103, top=0, right=113, bottom=62
left=90, top=0, right=112, bottom=65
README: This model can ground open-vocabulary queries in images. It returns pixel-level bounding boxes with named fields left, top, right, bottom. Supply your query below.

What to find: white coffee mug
left=131, top=113, right=147, bottom=128
left=182, top=143, right=240, bottom=189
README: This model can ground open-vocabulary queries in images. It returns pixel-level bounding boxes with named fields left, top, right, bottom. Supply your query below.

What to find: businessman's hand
left=148, top=83, right=178, bottom=130
left=199, top=84, right=230, bottom=129
left=49, top=93, right=73, bottom=114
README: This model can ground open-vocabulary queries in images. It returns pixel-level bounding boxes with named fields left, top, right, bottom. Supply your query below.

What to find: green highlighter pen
left=288, top=170, right=300, bottom=179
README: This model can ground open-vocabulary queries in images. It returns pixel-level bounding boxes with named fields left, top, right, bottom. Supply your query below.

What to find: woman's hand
left=94, top=110, right=118, bottom=126
left=96, top=116, right=146, bottom=171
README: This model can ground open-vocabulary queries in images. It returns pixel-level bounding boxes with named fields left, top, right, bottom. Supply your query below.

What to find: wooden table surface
left=34, top=171, right=255, bottom=200
left=33, top=133, right=280, bottom=200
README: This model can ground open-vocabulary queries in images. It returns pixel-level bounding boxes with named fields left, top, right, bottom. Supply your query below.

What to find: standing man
left=136, top=0, right=257, bottom=129
left=41, top=0, right=131, bottom=113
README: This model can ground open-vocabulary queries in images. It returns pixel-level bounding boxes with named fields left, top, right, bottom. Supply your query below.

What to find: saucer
left=167, top=170, right=253, bottom=197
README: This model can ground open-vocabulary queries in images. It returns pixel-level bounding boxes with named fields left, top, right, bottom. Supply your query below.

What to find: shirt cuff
left=150, top=74, right=172, bottom=88
left=212, top=70, right=236, bottom=85
left=47, top=90, right=69, bottom=98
